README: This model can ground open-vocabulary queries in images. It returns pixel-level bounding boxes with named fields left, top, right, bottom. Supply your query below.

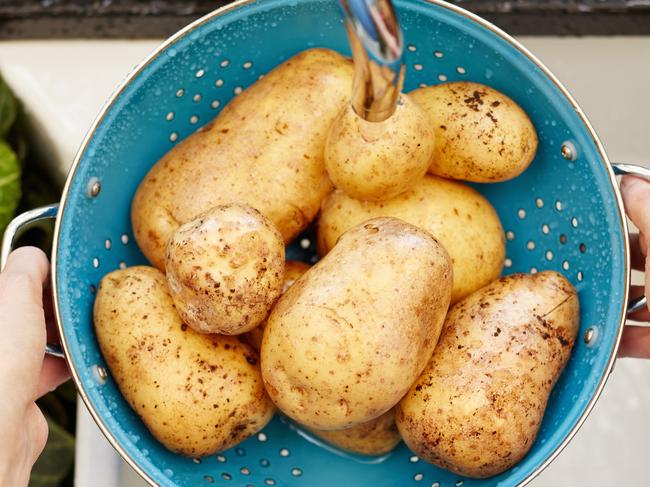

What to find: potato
left=396, top=271, right=579, bottom=478
left=324, top=95, right=434, bottom=201
left=242, top=260, right=311, bottom=351
left=308, top=409, right=401, bottom=456
left=165, top=203, right=284, bottom=335
left=317, top=175, right=504, bottom=303
left=261, top=217, right=452, bottom=430
left=94, top=266, right=275, bottom=457
left=132, top=48, right=354, bottom=269
left=410, top=81, right=537, bottom=182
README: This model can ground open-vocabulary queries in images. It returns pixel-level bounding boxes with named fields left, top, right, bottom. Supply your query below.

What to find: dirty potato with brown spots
left=308, top=409, right=401, bottom=456
left=396, top=271, right=579, bottom=478
left=410, top=81, right=537, bottom=182
left=131, top=48, right=354, bottom=269
left=242, top=260, right=311, bottom=351
left=93, top=266, right=275, bottom=457
left=165, top=203, right=285, bottom=335
left=317, top=175, right=504, bottom=303
left=261, top=217, right=453, bottom=431
left=324, top=95, right=435, bottom=201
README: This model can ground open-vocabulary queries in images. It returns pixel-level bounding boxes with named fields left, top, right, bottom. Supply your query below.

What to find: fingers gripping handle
left=612, top=163, right=649, bottom=316
left=0, top=204, right=64, bottom=358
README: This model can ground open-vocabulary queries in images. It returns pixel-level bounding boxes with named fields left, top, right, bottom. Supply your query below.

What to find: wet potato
left=94, top=266, right=275, bottom=457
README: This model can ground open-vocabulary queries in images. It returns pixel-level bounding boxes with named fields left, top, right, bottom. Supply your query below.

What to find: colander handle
left=612, top=163, right=649, bottom=315
left=339, top=0, right=404, bottom=122
left=0, top=204, right=64, bottom=358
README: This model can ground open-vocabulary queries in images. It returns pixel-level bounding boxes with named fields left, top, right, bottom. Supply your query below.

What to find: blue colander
left=1, top=0, right=645, bottom=485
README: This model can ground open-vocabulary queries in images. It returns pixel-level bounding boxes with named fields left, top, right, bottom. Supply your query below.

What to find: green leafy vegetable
left=0, top=140, right=21, bottom=234
left=0, top=75, right=17, bottom=138
left=28, top=415, right=75, bottom=487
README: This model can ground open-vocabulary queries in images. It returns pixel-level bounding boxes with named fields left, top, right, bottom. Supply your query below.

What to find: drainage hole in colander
left=527, top=240, right=536, bottom=251
left=104, top=239, right=111, bottom=250
left=260, top=458, right=270, bottom=467
left=234, top=86, right=243, bottom=95
left=119, top=261, right=127, bottom=270
left=431, top=483, right=440, bottom=487
left=169, top=132, right=179, bottom=142
left=291, top=468, right=303, bottom=477
left=211, top=100, right=221, bottom=109
left=195, top=69, right=205, bottom=78
left=562, top=260, right=570, bottom=271
left=257, top=432, right=268, bottom=442
left=456, top=66, right=466, bottom=75
left=579, top=243, right=586, bottom=253
left=546, top=250, right=554, bottom=261
left=584, top=326, right=599, bottom=347
left=409, top=455, right=419, bottom=463
left=535, top=197, right=544, bottom=208
left=555, top=200, right=563, bottom=211
left=571, top=217, right=579, bottom=228
left=203, top=475, right=214, bottom=483
left=92, top=257, right=100, bottom=269
left=175, top=88, right=185, bottom=98
left=438, top=74, right=448, bottom=82
left=192, top=458, right=201, bottom=464
left=165, top=111, right=174, bottom=121
left=300, top=238, right=311, bottom=249
left=517, top=209, right=526, bottom=219
left=215, top=79, right=224, bottom=88
left=90, top=284, right=96, bottom=294
left=414, top=63, right=423, bottom=71
left=456, top=481, right=464, bottom=487
left=190, top=115, right=199, bottom=125
left=530, top=266, right=538, bottom=274
left=216, top=454, right=226, bottom=463
left=220, top=59, right=230, bottom=68
left=542, top=224, right=550, bottom=235
left=243, top=61, right=253, bottom=69
left=193, top=93, right=202, bottom=103
left=265, top=479, right=276, bottom=486
left=407, top=44, right=416, bottom=52
left=434, top=50, right=443, bottom=58
left=414, top=473, right=424, bottom=481
left=504, top=258, right=512, bottom=268
left=419, top=83, right=427, bottom=88
left=577, top=271, right=584, bottom=281
left=240, top=467, right=250, bottom=475
left=235, top=447, right=246, bottom=456
left=279, top=448, right=290, bottom=457
left=120, top=233, right=129, bottom=245
left=506, top=230, right=515, bottom=241
left=91, top=364, right=107, bottom=385
left=221, top=472, right=232, bottom=480
left=310, top=254, right=319, bottom=264
left=559, top=234, right=567, bottom=244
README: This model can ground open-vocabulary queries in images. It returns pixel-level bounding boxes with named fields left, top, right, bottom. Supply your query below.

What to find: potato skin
left=261, top=217, right=452, bottom=430
left=93, top=266, right=275, bottom=457
left=325, top=95, right=434, bottom=201
left=317, top=175, right=504, bottom=303
left=410, top=82, right=537, bottom=183
left=396, top=271, right=579, bottom=478
left=132, top=48, right=354, bottom=269
left=165, top=203, right=285, bottom=335
left=308, top=409, right=401, bottom=456
left=242, top=260, right=311, bottom=351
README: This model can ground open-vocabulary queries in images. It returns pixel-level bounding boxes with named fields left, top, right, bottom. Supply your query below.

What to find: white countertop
left=0, top=37, right=648, bottom=487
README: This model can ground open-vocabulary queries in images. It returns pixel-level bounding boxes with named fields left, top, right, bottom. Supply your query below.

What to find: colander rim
left=50, top=0, right=630, bottom=486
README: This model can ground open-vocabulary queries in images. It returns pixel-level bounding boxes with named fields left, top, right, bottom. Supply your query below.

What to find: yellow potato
left=317, top=175, right=504, bottom=303
left=325, top=95, right=434, bottom=201
left=410, top=81, right=537, bottom=182
left=94, top=266, right=275, bottom=457
left=242, top=260, right=311, bottom=351
left=132, top=48, right=354, bottom=269
left=165, top=203, right=285, bottom=335
left=308, top=409, right=401, bottom=456
left=261, top=217, right=452, bottom=430
left=397, top=271, right=579, bottom=478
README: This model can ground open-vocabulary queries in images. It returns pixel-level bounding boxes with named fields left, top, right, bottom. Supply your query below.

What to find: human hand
left=0, top=247, right=70, bottom=486
left=619, top=176, right=650, bottom=358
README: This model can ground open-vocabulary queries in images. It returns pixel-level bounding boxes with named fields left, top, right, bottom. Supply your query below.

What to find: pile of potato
left=93, top=48, right=580, bottom=479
